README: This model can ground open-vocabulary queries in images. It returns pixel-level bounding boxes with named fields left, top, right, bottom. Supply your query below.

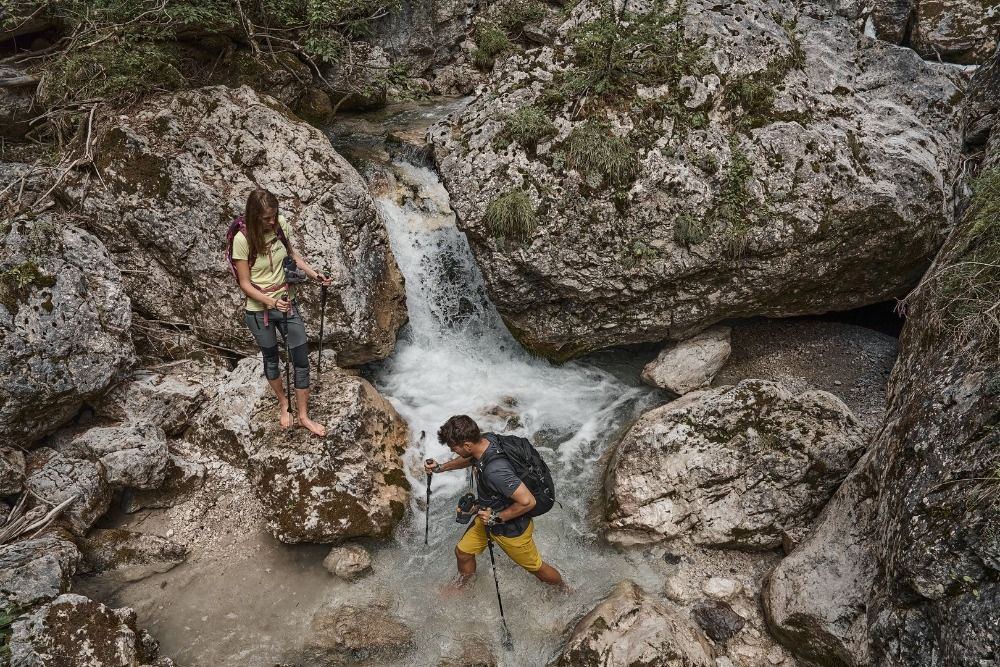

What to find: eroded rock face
left=641, top=326, right=732, bottom=394
left=0, top=536, right=80, bottom=610
left=430, top=0, right=964, bottom=360
left=97, top=362, right=225, bottom=436
left=303, top=603, right=414, bottom=666
left=0, top=446, right=26, bottom=495
left=24, top=448, right=112, bottom=537
left=604, top=380, right=866, bottom=549
left=245, top=364, right=410, bottom=543
left=187, top=357, right=268, bottom=463
left=8, top=593, right=158, bottom=667
left=0, top=217, right=134, bottom=446
left=69, top=85, right=405, bottom=366
left=763, top=50, right=1000, bottom=667
left=872, top=0, right=1000, bottom=64
left=549, top=580, right=714, bottom=667
left=57, top=424, right=169, bottom=491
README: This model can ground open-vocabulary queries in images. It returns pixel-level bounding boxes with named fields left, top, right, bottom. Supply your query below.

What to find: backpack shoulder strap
left=275, top=214, right=293, bottom=255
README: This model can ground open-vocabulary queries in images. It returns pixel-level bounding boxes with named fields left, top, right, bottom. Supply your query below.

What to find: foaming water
left=356, top=160, right=666, bottom=665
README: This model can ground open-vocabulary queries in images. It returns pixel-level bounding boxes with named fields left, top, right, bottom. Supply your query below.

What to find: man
left=425, top=415, right=564, bottom=587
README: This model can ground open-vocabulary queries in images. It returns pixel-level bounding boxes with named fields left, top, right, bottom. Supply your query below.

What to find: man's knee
left=455, top=545, right=475, bottom=563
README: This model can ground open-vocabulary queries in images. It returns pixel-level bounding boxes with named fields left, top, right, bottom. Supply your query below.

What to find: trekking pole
left=282, top=299, right=292, bottom=414
left=425, top=460, right=432, bottom=545
left=315, top=284, right=327, bottom=390
left=485, top=523, right=514, bottom=651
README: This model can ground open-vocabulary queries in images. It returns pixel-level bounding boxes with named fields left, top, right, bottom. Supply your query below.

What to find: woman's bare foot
left=278, top=402, right=293, bottom=428
left=298, top=414, right=326, bottom=436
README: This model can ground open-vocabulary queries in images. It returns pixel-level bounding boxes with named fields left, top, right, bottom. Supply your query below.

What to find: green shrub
left=483, top=190, right=538, bottom=244
left=494, top=0, right=547, bottom=33
left=501, top=107, right=556, bottom=147
left=473, top=22, right=513, bottom=69
left=674, top=213, right=709, bottom=246
left=565, top=120, right=638, bottom=188
left=549, top=0, right=706, bottom=108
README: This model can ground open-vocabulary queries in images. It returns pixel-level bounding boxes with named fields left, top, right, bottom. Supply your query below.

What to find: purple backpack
left=224, top=215, right=292, bottom=281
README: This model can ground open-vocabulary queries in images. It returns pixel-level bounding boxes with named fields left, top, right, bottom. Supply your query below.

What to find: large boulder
left=0, top=536, right=80, bottom=610
left=245, top=365, right=410, bottom=543
left=69, top=85, right=406, bottom=366
left=549, top=580, right=714, bottom=667
left=187, top=357, right=268, bottom=463
left=8, top=593, right=160, bottom=667
left=24, top=448, right=112, bottom=537
left=78, top=529, right=187, bottom=582
left=0, top=216, right=133, bottom=446
left=604, top=380, right=866, bottom=549
left=871, top=0, right=999, bottom=64
left=430, top=0, right=964, bottom=360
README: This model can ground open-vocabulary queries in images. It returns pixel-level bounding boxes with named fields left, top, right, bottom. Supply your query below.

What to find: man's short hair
left=438, top=415, right=481, bottom=447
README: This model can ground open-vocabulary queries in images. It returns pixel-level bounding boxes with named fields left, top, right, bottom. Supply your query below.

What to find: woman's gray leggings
left=244, top=308, right=310, bottom=389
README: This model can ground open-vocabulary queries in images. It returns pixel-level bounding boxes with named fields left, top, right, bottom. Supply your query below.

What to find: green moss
left=621, top=240, right=658, bottom=267
left=499, top=106, right=556, bottom=149
left=483, top=190, right=538, bottom=245
left=564, top=120, right=638, bottom=188
left=0, top=261, right=57, bottom=315
left=95, top=127, right=172, bottom=198
left=473, top=22, right=514, bottom=70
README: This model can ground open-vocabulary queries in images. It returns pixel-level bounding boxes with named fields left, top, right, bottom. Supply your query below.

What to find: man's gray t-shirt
left=474, top=439, right=531, bottom=538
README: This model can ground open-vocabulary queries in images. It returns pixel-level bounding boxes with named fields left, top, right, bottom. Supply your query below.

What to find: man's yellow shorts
left=456, top=517, right=543, bottom=572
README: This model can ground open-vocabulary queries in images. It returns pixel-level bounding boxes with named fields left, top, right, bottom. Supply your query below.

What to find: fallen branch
left=0, top=76, right=40, bottom=88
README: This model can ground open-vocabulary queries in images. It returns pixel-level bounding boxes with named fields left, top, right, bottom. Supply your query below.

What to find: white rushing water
left=356, top=159, right=667, bottom=665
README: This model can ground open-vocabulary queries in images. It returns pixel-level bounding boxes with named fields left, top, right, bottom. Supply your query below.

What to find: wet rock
left=68, top=85, right=406, bottom=366
left=0, top=216, right=134, bottom=446
left=641, top=326, right=732, bottom=394
left=430, top=0, right=964, bottom=360
left=692, top=600, right=746, bottom=643
left=604, top=380, right=866, bottom=549
left=24, top=448, right=112, bottom=537
left=549, top=580, right=714, bottom=666
left=78, top=529, right=188, bottom=582
left=873, top=0, right=999, bottom=64
left=57, top=424, right=169, bottom=490
left=246, top=364, right=410, bottom=543
left=122, top=453, right=206, bottom=513
left=303, top=603, right=414, bottom=666
left=0, top=536, right=80, bottom=610
left=0, top=446, right=26, bottom=495
left=322, top=544, right=372, bottom=580
left=96, top=361, right=224, bottom=436
left=8, top=593, right=160, bottom=666
left=702, top=577, right=742, bottom=601
left=431, top=63, right=483, bottom=96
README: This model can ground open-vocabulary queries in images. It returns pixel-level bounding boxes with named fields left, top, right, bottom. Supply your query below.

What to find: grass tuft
left=483, top=190, right=538, bottom=244
left=564, top=120, right=638, bottom=188
left=473, top=22, right=514, bottom=70
left=500, top=106, right=556, bottom=148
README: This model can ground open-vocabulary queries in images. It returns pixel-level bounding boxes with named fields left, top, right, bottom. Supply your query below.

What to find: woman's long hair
left=244, top=188, right=281, bottom=266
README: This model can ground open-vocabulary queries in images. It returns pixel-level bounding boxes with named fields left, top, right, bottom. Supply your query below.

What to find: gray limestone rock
left=604, top=380, right=867, bottom=549
left=549, top=580, right=714, bottom=667
left=0, top=217, right=134, bottom=446
left=641, top=326, right=732, bottom=394
left=78, top=529, right=187, bottom=582
left=58, top=424, right=169, bottom=490
left=302, top=603, right=414, bottom=666
left=66, top=85, right=406, bottom=366
left=430, top=0, right=965, bottom=360
left=24, top=448, right=112, bottom=537
left=0, top=536, right=80, bottom=610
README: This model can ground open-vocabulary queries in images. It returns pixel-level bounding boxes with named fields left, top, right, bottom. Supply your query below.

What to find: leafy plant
left=718, top=137, right=760, bottom=258
left=483, top=190, right=538, bottom=245
left=674, top=213, right=709, bottom=246
left=564, top=120, right=638, bottom=188
left=493, top=0, right=546, bottom=33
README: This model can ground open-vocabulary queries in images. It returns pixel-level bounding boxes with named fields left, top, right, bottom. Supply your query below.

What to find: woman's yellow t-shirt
left=231, top=215, right=295, bottom=312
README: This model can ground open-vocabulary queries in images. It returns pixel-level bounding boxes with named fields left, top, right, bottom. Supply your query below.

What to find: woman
left=231, top=188, right=331, bottom=436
